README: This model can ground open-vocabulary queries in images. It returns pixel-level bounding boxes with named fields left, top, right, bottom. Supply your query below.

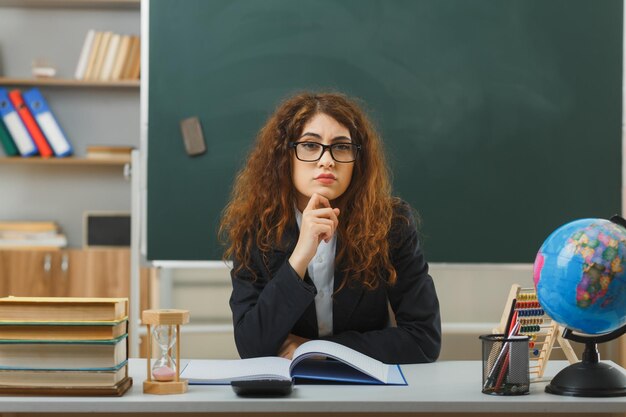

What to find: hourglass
left=142, top=309, right=189, bottom=395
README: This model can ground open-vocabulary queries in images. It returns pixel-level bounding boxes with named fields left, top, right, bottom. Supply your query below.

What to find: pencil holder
left=480, top=334, right=529, bottom=395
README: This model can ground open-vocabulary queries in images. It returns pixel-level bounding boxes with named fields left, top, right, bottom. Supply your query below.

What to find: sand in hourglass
left=153, top=366, right=176, bottom=381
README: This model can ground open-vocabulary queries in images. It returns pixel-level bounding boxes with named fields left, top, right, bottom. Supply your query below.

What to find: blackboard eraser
left=180, top=116, right=207, bottom=156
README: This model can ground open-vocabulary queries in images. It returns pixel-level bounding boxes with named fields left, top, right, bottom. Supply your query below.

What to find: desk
left=0, top=360, right=624, bottom=416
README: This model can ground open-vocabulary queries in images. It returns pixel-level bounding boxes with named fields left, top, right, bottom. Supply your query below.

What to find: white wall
left=163, top=262, right=619, bottom=362
left=165, top=263, right=536, bottom=360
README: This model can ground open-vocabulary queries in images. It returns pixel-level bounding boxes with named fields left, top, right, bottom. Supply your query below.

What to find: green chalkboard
left=147, top=0, right=622, bottom=262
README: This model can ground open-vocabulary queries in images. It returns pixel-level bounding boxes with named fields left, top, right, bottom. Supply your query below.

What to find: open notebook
left=180, top=340, right=406, bottom=385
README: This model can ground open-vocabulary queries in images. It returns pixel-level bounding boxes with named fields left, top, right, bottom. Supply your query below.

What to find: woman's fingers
left=304, top=194, right=339, bottom=234
left=289, top=193, right=341, bottom=276
left=307, top=207, right=339, bottom=228
left=279, top=333, right=309, bottom=359
left=305, top=193, right=331, bottom=211
left=305, top=219, right=334, bottom=243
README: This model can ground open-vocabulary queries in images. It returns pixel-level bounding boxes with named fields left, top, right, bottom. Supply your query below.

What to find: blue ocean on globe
left=533, top=218, right=626, bottom=335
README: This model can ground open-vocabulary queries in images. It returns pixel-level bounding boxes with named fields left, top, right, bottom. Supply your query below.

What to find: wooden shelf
left=0, top=157, right=130, bottom=166
left=0, top=0, right=139, bottom=9
left=0, top=77, right=139, bottom=88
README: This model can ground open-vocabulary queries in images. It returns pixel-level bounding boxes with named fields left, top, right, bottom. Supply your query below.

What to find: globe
left=533, top=217, right=626, bottom=397
left=533, top=218, right=626, bottom=335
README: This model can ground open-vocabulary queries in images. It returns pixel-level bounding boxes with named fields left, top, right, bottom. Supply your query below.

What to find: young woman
left=220, top=92, right=441, bottom=364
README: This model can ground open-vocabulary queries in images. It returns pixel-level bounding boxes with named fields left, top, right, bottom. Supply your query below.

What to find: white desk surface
left=0, top=359, right=624, bottom=414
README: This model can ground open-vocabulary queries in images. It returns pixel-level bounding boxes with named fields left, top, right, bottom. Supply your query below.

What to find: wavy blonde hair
left=220, top=92, right=401, bottom=290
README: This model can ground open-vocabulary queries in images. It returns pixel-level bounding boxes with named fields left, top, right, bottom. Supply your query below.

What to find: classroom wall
left=148, top=0, right=625, bottom=364
left=4, top=3, right=622, bottom=365
left=160, top=265, right=534, bottom=358
left=167, top=263, right=620, bottom=362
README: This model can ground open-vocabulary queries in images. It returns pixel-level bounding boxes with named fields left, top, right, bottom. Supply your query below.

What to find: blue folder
left=22, top=88, right=73, bottom=157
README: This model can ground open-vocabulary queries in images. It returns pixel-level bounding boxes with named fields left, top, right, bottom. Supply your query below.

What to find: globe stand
left=546, top=326, right=626, bottom=397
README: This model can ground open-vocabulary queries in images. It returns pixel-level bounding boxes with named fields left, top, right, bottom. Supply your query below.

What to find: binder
left=0, top=118, right=19, bottom=156
left=8, top=90, right=53, bottom=158
left=0, top=88, right=37, bottom=157
left=23, top=88, right=73, bottom=157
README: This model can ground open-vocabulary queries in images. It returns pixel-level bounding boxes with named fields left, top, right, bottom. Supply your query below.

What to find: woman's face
left=291, top=113, right=355, bottom=211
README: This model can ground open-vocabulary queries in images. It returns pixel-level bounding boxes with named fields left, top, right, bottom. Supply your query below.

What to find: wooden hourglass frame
left=142, top=309, right=190, bottom=395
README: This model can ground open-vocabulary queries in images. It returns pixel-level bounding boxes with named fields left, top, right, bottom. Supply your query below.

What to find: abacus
left=496, top=284, right=577, bottom=380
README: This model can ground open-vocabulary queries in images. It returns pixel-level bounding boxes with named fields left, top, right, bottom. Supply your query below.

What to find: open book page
left=179, top=340, right=406, bottom=385
left=180, top=357, right=291, bottom=385
left=290, top=340, right=397, bottom=384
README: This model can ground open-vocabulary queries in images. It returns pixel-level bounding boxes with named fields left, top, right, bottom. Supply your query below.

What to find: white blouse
left=295, top=208, right=336, bottom=337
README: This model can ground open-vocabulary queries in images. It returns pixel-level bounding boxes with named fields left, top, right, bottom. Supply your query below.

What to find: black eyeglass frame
left=288, top=141, right=362, bottom=163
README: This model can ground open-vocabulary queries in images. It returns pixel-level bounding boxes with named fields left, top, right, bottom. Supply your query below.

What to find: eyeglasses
left=288, top=141, right=361, bottom=163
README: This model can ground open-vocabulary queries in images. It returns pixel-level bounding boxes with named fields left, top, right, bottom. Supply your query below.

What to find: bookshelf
left=0, top=1, right=141, bottom=301
left=0, top=157, right=130, bottom=166
left=0, top=0, right=139, bottom=9
left=0, top=77, right=139, bottom=88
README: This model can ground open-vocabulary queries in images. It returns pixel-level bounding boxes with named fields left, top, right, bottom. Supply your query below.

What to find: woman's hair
left=219, top=91, right=402, bottom=290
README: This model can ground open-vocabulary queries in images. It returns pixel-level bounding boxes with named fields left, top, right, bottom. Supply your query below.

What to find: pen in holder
left=480, top=334, right=530, bottom=395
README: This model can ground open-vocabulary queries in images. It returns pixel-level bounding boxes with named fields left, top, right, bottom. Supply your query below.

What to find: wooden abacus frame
left=496, top=284, right=577, bottom=380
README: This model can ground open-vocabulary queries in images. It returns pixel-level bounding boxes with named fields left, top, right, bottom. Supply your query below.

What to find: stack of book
left=0, top=296, right=131, bottom=396
left=86, top=145, right=134, bottom=163
left=0, top=87, right=73, bottom=158
left=74, top=30, right=141, bottom=82
left=0, top=221, right=67, bottom=250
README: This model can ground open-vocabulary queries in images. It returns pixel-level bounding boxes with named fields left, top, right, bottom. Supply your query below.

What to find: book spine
left=100, top=33, right=121, bottom=81
left=83, top=31, right=103, bottom=80
left=121, top=36, right=139, bottom=80
left=0, top=222, right=58, bottom=232
left=111, top=35, right=131, bottom=81
left=92, top=31, right=113, bottom=81
left=129, top=36, right=141, bottom=80
left=74, top=29, right=96, bottom=80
